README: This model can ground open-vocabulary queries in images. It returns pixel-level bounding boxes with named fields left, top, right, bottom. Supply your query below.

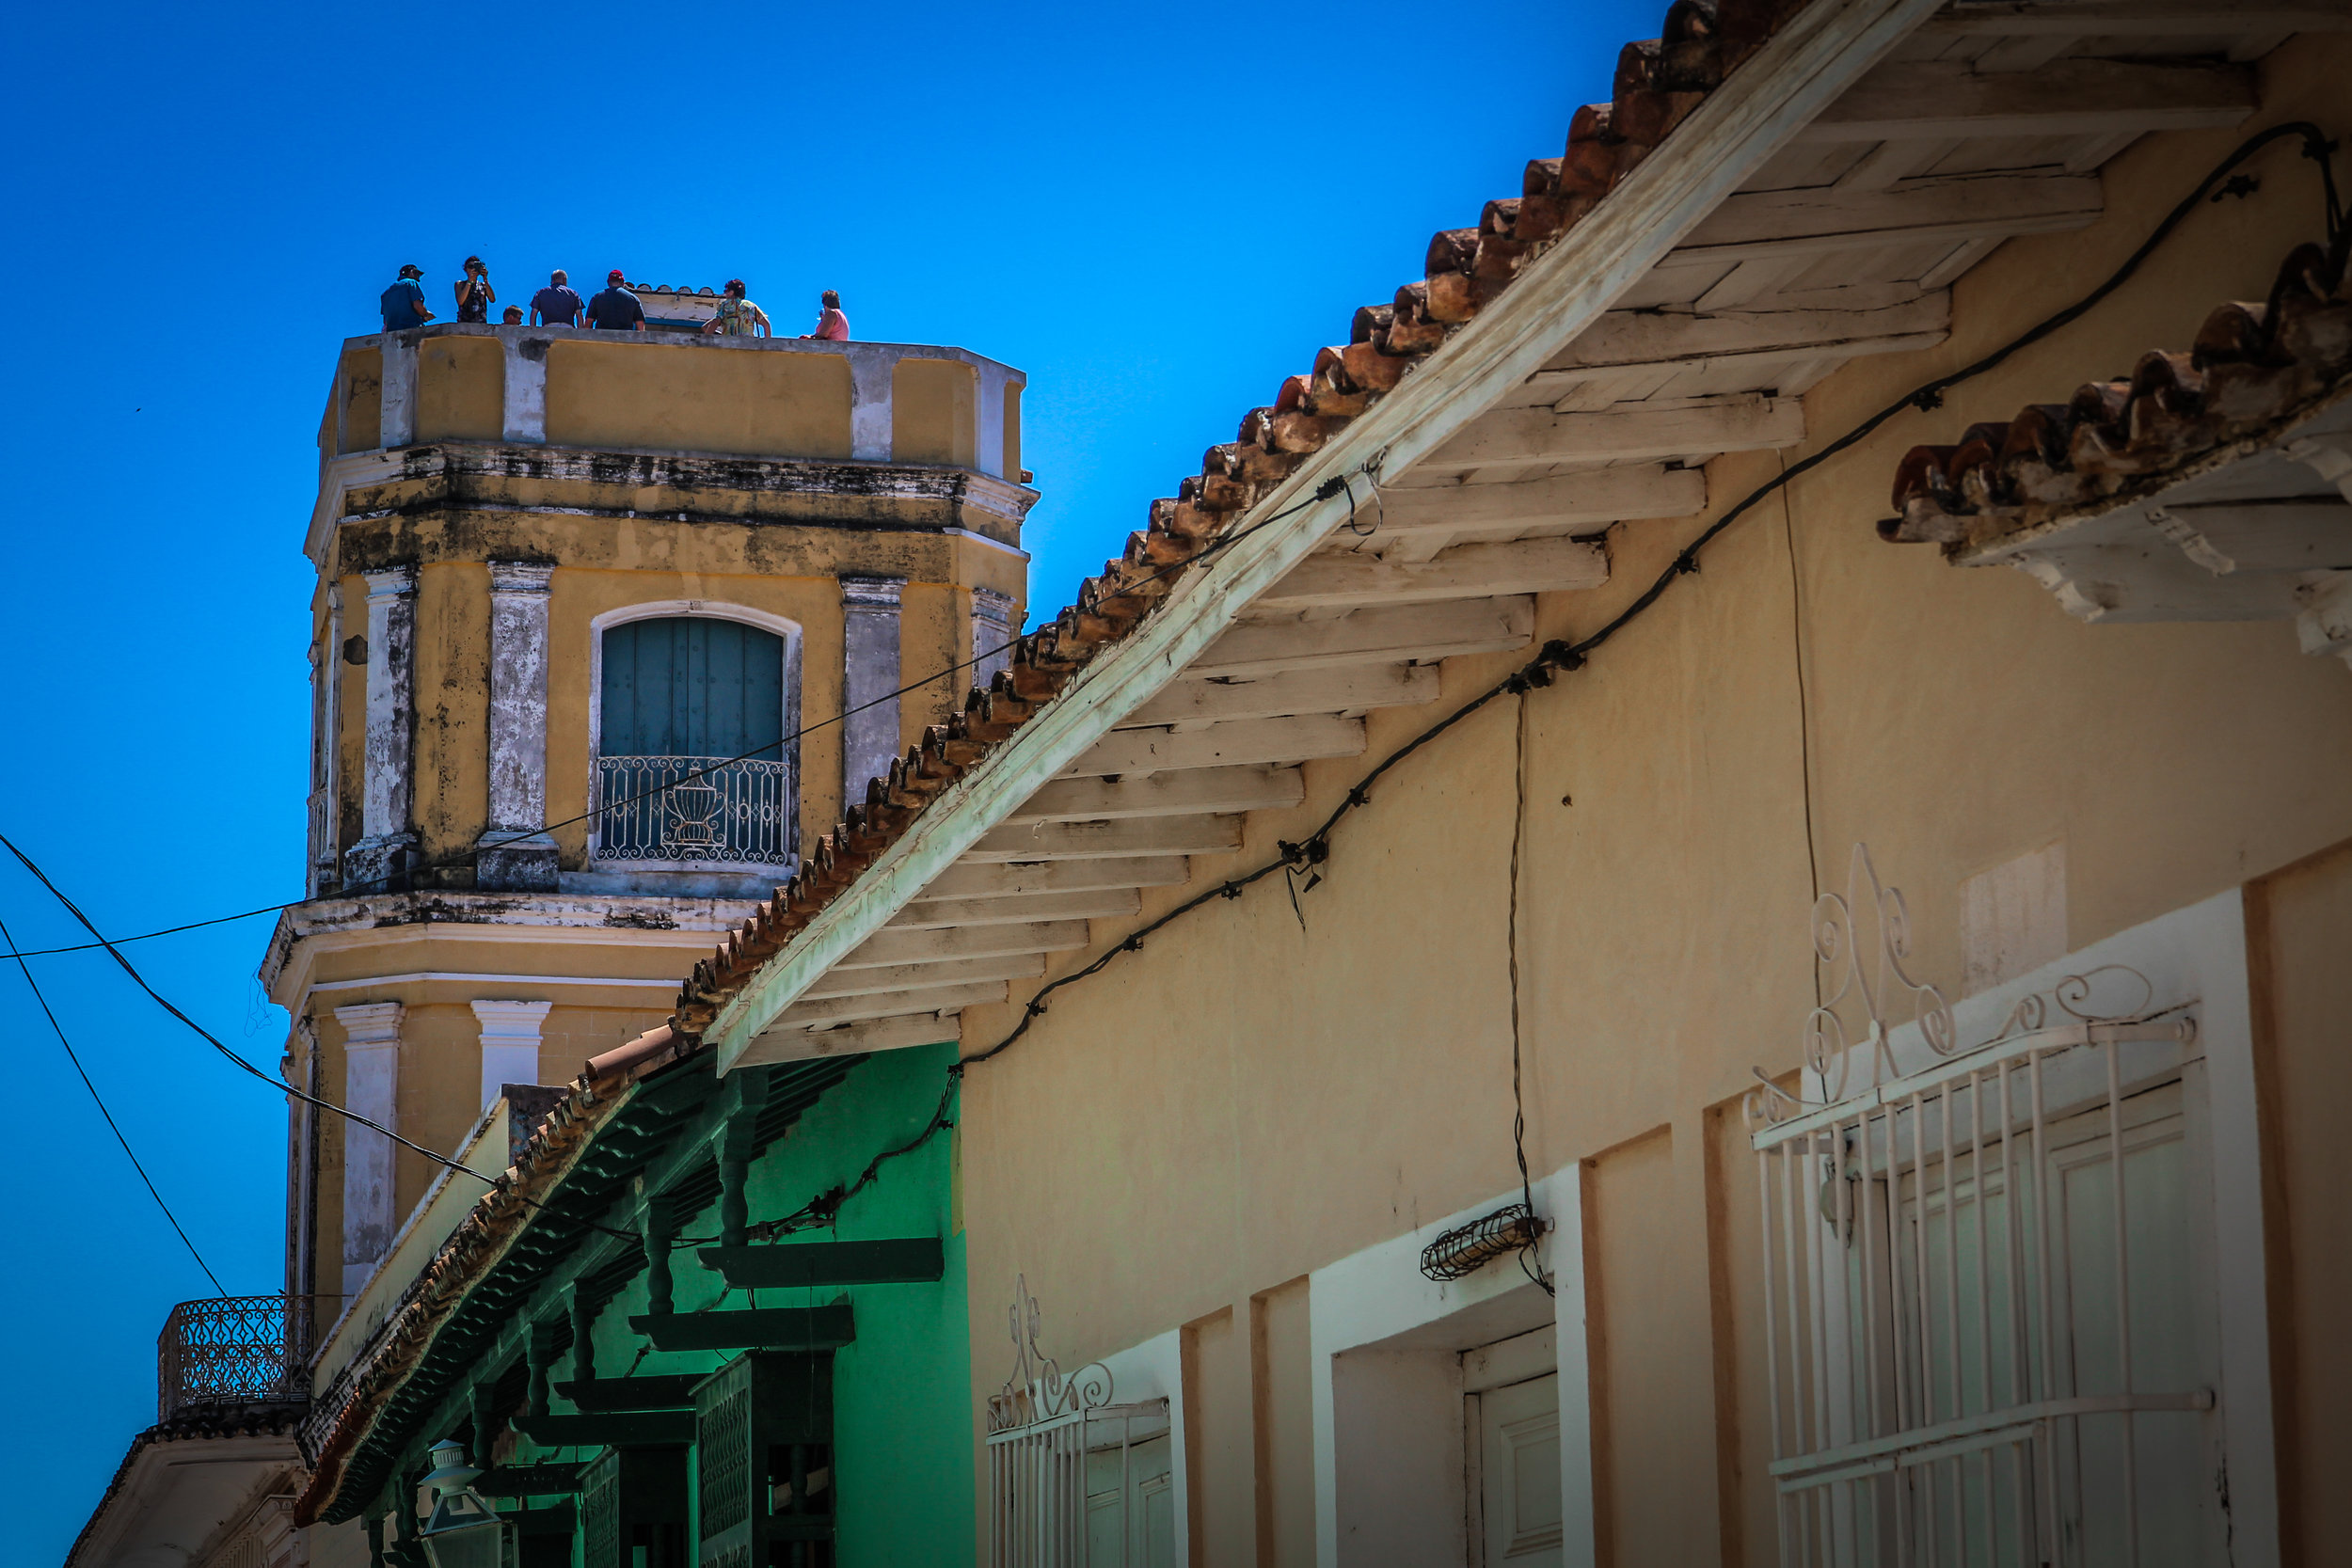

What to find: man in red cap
left=585, top=270, right=645, bottom=333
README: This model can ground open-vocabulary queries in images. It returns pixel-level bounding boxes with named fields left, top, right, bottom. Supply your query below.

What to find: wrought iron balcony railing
left=593, top=754, right=793, bottom=865
left=157, top=1295, right=316, bottom=1423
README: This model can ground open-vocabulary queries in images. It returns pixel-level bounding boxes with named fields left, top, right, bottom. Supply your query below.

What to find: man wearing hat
left=585, top=270, right=646, bottom=333
left=379, top=264, right=435, bottom=332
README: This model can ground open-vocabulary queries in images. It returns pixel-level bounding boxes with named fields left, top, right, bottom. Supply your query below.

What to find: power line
left=7, top=468, right=1370, bottom=961
left=0, top=904, right=231, bottom=1296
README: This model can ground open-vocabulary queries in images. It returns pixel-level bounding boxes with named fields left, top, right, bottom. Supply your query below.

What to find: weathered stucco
left=947, top=41, right=2352, bottom=1563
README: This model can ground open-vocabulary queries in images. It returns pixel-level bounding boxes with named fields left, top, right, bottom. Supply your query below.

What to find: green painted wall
left=521, top=1043, right=971, bottom=1566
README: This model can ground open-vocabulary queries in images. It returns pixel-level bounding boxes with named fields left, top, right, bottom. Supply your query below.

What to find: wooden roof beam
left=1795, top=55, right=2253, bottom=143
left=1256, top=537, right=1609, bottom=611
left=1429, top=395, right=1804, bottom=473
left=736, top=1011, right=961, bottom=1069
left=798, top=951, right=1047, bottom=1003
left=834, top=918, right=1094, bottom=970
left=769, top=979, right=1012, bottom=1029
left=962, top=813, right=1247, bottom=861
left=1529, top=293, right=1951, bottom=390
left=1917, top=0, right=2352, bottom=38
left=1059, top=715, right=1366, bottom=778
left=887, top=887, right=1144, bottom=929
left=1009, top=765, right=1307, bottom=823
left=1119, top=665, right=1441, bottom=728
left=1667, top=171, right=2103, bottom=270
left=1200, top=597, right=1534, bottom=679
left=916, top=855, right=1193, bottom=901
left=1372, top=467, right=1708, bottom=531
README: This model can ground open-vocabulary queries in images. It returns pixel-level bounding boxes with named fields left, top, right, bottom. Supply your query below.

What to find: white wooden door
left=1472, top=1373, right=1565, bottom=1568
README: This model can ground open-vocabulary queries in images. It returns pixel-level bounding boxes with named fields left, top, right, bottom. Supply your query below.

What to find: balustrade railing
left=157, top=1295, right=316, bottom=1422
left=593, top=754, right=793, bottom=865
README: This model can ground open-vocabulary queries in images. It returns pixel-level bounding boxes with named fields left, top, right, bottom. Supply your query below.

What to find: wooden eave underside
left=721, top=0, right=2347, bottom=1069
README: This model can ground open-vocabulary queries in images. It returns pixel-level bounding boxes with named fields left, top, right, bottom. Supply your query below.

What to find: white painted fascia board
left=706, top=0, right=1948, bottom=1069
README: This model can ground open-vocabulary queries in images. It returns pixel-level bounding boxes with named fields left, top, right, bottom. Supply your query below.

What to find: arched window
left=592, top=610, right=798, bottom=865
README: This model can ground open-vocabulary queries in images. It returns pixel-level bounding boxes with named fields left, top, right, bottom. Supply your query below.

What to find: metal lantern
left=415, top=1439, right=511, bottom=1568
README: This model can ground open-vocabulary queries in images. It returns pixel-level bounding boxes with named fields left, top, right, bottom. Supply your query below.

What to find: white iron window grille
left=986, top=1277, right=1175, bottom=1568
left=1747, top=848, right=2219, bottom=1568
left=592, top=754, right=792, bottom=864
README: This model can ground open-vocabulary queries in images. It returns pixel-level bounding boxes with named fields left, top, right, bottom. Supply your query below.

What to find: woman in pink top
left=805, top=289, right=850, bottom=341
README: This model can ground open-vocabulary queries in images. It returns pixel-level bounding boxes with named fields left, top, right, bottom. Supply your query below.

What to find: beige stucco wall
left=2246, top=838, right=2352, bottom=1565
left=951, top=36, right=2352, bottom=1564
left=413, top=336, right=502, bottom=444
left=545, top=341, right=856, bottom=458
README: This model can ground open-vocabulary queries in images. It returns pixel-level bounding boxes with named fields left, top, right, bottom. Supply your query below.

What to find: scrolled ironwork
left=593, top=754, right=792, bottom=864
left=1983, top=963, right=2168, bottom=1048
left=985, top=1275, right=1113, bottom=1434
left=1810, top=844, right=1955, bottom=1098
left=156, top=1294, right=316, bottom=1422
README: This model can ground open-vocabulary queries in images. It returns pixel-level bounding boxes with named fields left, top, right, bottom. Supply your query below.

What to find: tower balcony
left=317, top=320, right=1025, bottom=496
left=155, top=1294, right=317, bottom=1423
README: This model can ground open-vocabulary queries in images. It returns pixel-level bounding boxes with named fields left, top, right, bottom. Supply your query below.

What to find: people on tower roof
left=530, top=269, right=582, bottom=327
left=703, top=278, right=771, bottom=339
left=379, top=264, right=433, bottom=331
left=377, top=263, right=850, bottom=339
left=804, top=289, right=850, bottom=341
left=586, top=269, right=646, bottom=332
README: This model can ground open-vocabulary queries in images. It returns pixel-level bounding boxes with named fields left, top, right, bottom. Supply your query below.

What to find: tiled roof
left=1882, top=240, right=2352, bottom=549
left=66, top=1402, right=305, bottom=1568
left=291, top=1041, right=664, bottom=1524
left=665, top=0, right=1812, bottom=1040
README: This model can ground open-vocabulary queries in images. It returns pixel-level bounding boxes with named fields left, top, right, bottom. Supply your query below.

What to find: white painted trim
left=1797, top=888, right=2280, bottom=1564
left=848, top=348, right=894, bottom=462
left=380, top=336, right=418, bottom=448
left=708, top=0, right=1952, bottom=1067
left=585, top=599, right=805, bottom=863
left=309, top=971, right=680, bottom=993
left=977, top=364, right=1009, bottom=480
left=840, top=576, right=908, bottom=805
left=334, top=1002, right=405, bottom=1300
left=471, top=997, right=553, bottom=1105
left=1098, top=1330, right=1189, bottom=1567
left=501, top=335, right=548, bottom=443
left=1308, top=1171, right=1588, bottom=1568
left=264, top=908, right=757, bottom=1007
left=484, top=562, right=558, bottom=857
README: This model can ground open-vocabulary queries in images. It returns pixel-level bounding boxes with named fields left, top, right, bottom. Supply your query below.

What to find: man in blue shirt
left=380, top=264, right=434, bottom=331
left=586, top=270, right=646, bottom=332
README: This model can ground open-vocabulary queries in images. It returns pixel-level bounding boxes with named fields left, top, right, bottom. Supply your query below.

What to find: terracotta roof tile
left=666, top=0, right=1813, bottom=1041
left=1883, top=240, right=2352, bottom=550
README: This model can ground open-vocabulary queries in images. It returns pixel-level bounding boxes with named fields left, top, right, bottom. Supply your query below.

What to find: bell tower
left=265, top=303, right=1033, bottom=1321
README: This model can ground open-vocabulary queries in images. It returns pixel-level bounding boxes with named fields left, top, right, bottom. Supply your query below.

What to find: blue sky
left=0, top=0, right=1649, bottom=1555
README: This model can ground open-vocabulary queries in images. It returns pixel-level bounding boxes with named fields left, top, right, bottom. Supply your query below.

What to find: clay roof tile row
left=291, top=1043, right=662, bottom=1523
left=665, top=0, right=1813, bottom=1042
left=294, top=0, right=1822, bottom=1518
left=1883, top=239, right=2352, bottom=550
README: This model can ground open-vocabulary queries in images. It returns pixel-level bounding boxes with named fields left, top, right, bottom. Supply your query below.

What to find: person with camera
left=454, top=257, right=495, bottom=324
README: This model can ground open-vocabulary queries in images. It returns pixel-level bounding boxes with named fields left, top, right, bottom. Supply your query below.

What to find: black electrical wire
left=6, top=468, right=1373, bottom=961
left=1505, top=692, right=1553, bottom=1297
left=0, top=832, right=644, bottom=1243
left=17, top=122, right=2339, bottom=1276
left=935, top=124, right=2349, bottom=1112
left=0, top=904, right=231, bottom=1296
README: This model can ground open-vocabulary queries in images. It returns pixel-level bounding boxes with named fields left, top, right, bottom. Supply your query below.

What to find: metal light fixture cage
left=1418, top=1202, right=1546, bottom=1283
left=415, top=1440, right=514, bottom=1568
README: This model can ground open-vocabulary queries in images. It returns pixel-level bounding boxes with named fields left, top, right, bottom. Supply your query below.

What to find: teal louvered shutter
left=600, top=618, right=784, bottom=762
